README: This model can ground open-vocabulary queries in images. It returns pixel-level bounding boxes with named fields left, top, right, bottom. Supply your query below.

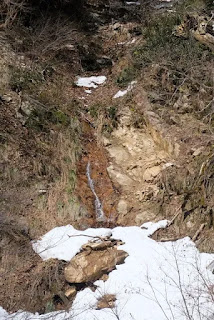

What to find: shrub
left=9, top=66, right=43, bottom=92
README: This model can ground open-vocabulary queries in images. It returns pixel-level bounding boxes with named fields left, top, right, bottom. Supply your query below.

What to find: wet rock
left=64, top=246, right=128, bottom=283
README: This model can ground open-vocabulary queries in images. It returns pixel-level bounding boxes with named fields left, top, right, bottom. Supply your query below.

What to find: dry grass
left=0, top=0, right=29, bottom=28
left=20, top=15, right=78, bottom=60
left=0, top=217, right=67, bottom=313
left=29, top=130, right=82, bottom=236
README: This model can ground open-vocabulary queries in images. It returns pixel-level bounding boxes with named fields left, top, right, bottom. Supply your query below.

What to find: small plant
left=116, top=66, right=137, bottom=88
left=9, top=66, right=43, bottom=92
left=26, top=107, right=70, bottom=132
left=89, top=103, right=118, bottom=133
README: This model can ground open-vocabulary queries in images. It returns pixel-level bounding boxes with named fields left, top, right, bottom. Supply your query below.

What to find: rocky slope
left=0, top=0, right=214, bottom=315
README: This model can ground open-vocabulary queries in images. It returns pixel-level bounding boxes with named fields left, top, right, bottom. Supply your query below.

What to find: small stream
left=86, top=162, right=105, bottom=222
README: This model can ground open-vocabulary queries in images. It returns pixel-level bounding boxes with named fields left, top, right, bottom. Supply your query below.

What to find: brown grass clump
left=28, top=129, right=82, bottom=237
left=0, top=217, right=66, bottom=313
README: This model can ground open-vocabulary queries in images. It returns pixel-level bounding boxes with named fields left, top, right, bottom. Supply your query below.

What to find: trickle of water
left=86, top=162, right=105, bottom=222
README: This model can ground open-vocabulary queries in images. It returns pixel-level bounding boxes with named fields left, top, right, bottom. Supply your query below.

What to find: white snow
left=113, top=81, right=137, bottom=99
left=32, top=225, right=112, bottom=261
left=126, top=1, right=141, bottom=5
left=75, top=76, right=107, bottom=88
left=1, top=220, right=214, bottom=320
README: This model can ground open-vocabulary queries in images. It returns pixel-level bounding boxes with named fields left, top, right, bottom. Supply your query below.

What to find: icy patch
left=2, top=219, right=214, bottom=320
left=75, top=76, right=107, bottom=88
left=113, top=81, right=137, bottom=99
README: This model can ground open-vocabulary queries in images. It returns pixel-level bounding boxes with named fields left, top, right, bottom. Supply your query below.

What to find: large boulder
left=64, top=243, right=128, bottom=283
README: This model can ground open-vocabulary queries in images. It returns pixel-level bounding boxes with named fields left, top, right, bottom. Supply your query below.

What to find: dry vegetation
left=129, top=0, right=214, bottom=250
left=0, top=0, right=214, bottom=315
left=0, top=1, right=86, bottom=312
left=0, top=216, right=67, bottom=313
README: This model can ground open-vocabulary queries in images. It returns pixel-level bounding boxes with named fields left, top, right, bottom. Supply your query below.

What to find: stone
left=107, top=165, right=134, bottom=187
left=96, top=56, right=112, bottom=68
left=100, top=274, right=109, bottom=282
left=117, top=199, right=128, bottom=215
left=135, top=185, right=159, bottom=202
left=192, top=147, right=204, bottom=157
left=81, top=240, right=114, bottom=251
left=143, top=165, right=162, bottom=182
left=135, top=211, right=156, bottom=225
left=1, top=95, right=12, bottom=103
left=102, top=137, right=112, bottom=147
left=64, top=286, right=77, bottom=299
left=96, top=294, right=116, bottom=309
left=19, top=101, right=33, bottom=116
left=64, top=247, right=128, bottom=283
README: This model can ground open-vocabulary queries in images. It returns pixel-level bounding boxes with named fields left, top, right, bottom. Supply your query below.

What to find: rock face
left=64, top=242, right=128, bottom=283
left=103, top=104, right=176, bottom=225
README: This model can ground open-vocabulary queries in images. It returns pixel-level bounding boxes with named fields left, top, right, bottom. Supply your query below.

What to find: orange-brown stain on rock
left=75, top=122, right=119, bottom=227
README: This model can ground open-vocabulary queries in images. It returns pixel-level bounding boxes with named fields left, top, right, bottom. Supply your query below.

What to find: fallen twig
left=192, top=223, right=206, bottom=242
left=167, top=209, right=181, bottom=227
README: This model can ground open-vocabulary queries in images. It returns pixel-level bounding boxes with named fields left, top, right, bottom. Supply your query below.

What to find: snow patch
left=75, top=76, right=107, bottom=88
left=2, top=220, right=214, bottom=320
left=126, top=1, right=141, bottom=5
left=113, top=81, right=137, bottom=99
left=32, top=225, right=111, bottom=261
